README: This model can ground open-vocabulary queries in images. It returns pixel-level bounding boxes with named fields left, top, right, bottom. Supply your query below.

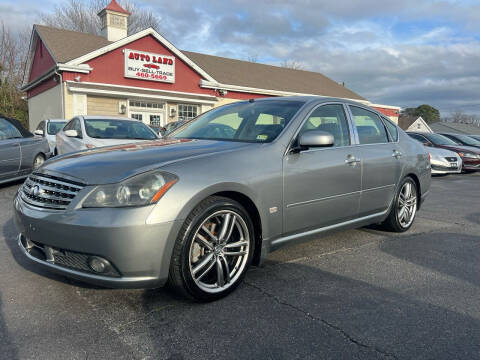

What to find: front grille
left=21, top=237, right=120, bottom=277
left=21, top=173, right=85, bottom=210
left=445, top=157, right=457, bottom=162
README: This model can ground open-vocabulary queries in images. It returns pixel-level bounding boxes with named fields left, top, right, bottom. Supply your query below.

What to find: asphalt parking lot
left=1, top=173, right=479, bottom=360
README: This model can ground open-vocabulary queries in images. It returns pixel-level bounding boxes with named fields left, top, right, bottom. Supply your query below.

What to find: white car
left=427, top=146, right=462, bottom=175
left=34, top=119, right=67, bottom=153
left=55, top=116, right=159, bottom=155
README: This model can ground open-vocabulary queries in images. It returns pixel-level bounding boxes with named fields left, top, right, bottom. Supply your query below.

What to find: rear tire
left=168, top=196, right=254, bottom=302
left=381, top=177, right=418, bottom=232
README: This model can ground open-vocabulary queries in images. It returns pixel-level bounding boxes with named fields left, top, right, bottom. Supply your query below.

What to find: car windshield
left=47, top=121, right=66, bottom=135
left=427, top=133, right=460, bottom=146
left=451, top=134, right=480, bottom=146
left=85, top=119, right=157, bottom=140
left=171, top=100, right=305, bottom=143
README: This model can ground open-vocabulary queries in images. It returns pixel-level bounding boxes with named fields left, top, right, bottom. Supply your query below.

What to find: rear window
left=47, top=121, right=66, bottom=135
left=85, top=119, right=157, bottom=140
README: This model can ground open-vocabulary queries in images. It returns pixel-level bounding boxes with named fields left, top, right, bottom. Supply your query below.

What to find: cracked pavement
left=1, top=173, right=479, bottom=359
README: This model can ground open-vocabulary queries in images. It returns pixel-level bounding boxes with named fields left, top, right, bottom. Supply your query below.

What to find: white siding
left=27, top=84, right=63, bottom=131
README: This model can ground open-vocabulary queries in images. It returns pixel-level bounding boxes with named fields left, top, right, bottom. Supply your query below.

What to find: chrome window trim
left=380, top=116, right=400, bottom=144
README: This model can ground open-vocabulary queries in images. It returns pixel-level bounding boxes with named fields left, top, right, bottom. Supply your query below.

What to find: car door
left=283, top=103, right=362, bottom=235
left=0, top=118, right=22, bottom=181
left=348, top=105, right=402, bottom=217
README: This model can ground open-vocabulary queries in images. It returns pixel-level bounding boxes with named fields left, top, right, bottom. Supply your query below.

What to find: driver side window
left=298, top=104, right=350, bottom=147
left=73, top=119, right=83, bottom=138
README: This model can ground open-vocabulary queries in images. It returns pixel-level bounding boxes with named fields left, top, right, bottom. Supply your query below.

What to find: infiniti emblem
left=31, top=185, right=44, bottom=196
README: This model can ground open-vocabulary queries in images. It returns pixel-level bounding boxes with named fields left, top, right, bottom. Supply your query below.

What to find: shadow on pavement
left=0, top=295, right=18, bottom=359
left=380, top=231, right=480, bottom=288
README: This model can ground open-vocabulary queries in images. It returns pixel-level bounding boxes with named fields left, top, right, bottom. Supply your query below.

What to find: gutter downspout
left=54, top=68, right=65, bottom=119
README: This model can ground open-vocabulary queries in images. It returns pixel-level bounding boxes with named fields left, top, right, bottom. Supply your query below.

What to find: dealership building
left=22, top=0, right=400, bottom=131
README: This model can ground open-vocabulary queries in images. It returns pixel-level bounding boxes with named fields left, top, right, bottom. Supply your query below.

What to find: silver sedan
left=0, top=116, right=50, bottom=185
left=14, top=97, right=430, bottom=301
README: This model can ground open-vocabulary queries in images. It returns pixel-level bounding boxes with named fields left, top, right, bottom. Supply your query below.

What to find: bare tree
left=0, top=22, right=29, bottom=127
left=39, top=0, right=160, bottom=35
left=246, top=54, right=258, bottom=63
left=448, top=110, right=480, bottom=126
left=280, top=60, right=304, bottom=70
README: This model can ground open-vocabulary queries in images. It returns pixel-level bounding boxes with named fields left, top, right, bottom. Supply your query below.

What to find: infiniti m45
left=14, top=97, right=430, bottom=301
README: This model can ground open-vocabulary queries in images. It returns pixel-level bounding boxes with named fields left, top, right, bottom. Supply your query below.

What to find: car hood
left=437, top=144, right=480, bottom=153
left=425, top=146, right=460, bottom=158
left=39, top=139, right=253, bottom=184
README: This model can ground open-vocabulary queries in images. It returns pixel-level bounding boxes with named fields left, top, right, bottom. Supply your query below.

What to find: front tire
left=168, top=196, right=254, bottom=301
left=381, top=177, right=418, bottom=232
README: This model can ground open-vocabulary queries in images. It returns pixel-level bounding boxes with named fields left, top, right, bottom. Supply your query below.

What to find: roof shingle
left=34, top=24, right=111, bottom=63
left=32, top=25, right=365, bottom=100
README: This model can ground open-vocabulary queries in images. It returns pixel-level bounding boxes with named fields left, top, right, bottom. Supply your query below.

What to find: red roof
left=103, top=0, right=130, bottom=15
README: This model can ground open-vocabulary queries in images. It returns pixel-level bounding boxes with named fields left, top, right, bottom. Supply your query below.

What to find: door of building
left=130, top=112, right=164, bottom=127
left=128, top=100, right=166, bottom=127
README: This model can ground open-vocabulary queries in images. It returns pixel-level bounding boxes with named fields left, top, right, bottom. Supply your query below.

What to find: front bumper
left=14, top=192, right=183, bottom=288
left=462, top=158, right=480, bottom=171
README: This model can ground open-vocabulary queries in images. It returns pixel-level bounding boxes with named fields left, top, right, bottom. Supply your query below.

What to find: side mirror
left=34, top=129, right=44, bottom=136
left=299, top=130, right=334, bottom=149
left=423, top=142, right=432, bottom=147
left=64, top=129, right=78, bottom=138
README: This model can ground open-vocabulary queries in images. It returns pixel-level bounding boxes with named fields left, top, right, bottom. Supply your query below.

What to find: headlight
left=82, top=171, right=178, bottom=208
left=458, top=152, right=480, bottom=159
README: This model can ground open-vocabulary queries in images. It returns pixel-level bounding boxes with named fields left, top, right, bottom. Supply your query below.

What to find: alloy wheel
left=188, top=210, right=250, bottom=294
left=397, top=181, right=417, bottom=228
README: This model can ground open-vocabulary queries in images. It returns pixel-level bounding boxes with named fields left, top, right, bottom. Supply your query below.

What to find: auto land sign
left=124, top=49, right=175, bottom=83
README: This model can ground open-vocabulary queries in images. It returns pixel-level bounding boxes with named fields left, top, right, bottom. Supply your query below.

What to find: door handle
left=345, top=155, right=361, bottom=166
left=392, top=150, right=403, bottom=159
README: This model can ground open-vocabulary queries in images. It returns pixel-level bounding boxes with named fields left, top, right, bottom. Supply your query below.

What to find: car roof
left=79, top=115, right=136, bottom=121
left=46, top=119, right=67, bottom=122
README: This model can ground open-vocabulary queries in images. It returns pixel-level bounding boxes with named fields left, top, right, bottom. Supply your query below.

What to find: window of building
left=129, top=101, right=164, bottom=109
left=178, top=104, right=198, bottom=121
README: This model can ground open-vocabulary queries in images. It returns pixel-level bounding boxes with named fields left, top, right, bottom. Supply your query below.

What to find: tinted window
left=408, top=133, right=428, bottom=143
left=84, top=119, right=157, bottom=140
left=36, top=121, right=45, bottom=133
left=47, top=121, right=66, bottom=135
left=73, top=119, right=83, bottom=137
left=299, top=104, right=350, bottom=147
left=445, top=134, right=480, bottom=146
left=425, top=133, right=459, bottom=146
left=172, top=100, right=305, bottom=143
left=383, top=117, right=398, bottom=142
left=350, top=106, right=389, bottom=144
left=63, top=119, right=75, bottom=131
left=0, top=118, right=22, bottom=140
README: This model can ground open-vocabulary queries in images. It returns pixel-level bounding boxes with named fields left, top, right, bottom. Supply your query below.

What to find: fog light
left=88, top=256, right=110, bottom=273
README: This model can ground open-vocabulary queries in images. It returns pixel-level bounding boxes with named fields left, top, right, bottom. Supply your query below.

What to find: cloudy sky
left=2, top=0, right=480, bottom=115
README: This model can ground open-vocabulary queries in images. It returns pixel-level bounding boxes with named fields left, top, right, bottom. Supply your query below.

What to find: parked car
left=34, top=119, right=67, bottom=153
left=55, top=116, right=159, bottom=155
left=468, top=135, right=480, bottom=142
left=0, top=115, right=50, bottom=184
left=407, top=132, right=480, bottom=172
left=14, top=97, right=430, bottom=301
left=438, top=132, right=480, bottom=149
left=427, top=147, right=462, bottom=175
left=408, top=136, right=462, bottom=175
